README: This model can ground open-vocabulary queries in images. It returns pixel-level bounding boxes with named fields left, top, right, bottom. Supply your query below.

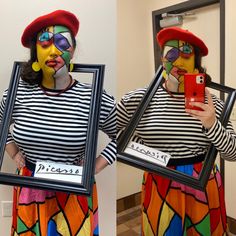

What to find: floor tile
left=117, top=206, right=141, bottom=236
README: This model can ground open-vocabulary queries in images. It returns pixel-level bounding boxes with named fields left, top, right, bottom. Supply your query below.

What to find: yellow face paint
left=36, top=25, right=74, bottom=88
left=162, top=40, right=197, bottom=92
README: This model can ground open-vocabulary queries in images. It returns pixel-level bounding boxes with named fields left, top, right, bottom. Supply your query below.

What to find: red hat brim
left=21, top=10, right=79, bottom=48
left=156, top=27, right=208, bottom=56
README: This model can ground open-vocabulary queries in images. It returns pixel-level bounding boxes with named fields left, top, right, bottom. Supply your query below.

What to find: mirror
left=117, top=0, right=228, bottom=190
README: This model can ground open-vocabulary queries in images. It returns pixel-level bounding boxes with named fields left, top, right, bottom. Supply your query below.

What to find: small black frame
left=0, top=61, right=104, bottom=196
left=117, top=66, right=236, bottom=191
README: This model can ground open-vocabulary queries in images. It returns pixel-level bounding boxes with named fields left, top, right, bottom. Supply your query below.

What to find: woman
left=0, top=10, right=116, bottom=236
left=117, top=27, right=236, bottom=235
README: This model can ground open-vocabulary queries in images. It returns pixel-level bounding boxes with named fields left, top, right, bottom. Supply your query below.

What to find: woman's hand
left=185, top=88, right=216, bottom=129
left=77, top=156, right=108, bottom=174
left=95, top=155, right=108, bottom=175
left=12, top=151, right=26, bottom=169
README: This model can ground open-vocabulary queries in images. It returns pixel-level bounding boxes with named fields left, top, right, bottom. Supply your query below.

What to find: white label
left=34, top=162, right=83, bottom=184
left=124, top=141, right=171, bottom=167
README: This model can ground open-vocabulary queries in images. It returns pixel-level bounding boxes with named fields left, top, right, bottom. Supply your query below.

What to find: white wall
left=117, top=0, right=153, bottom=199
left=0, top=1, right=116, bottom=235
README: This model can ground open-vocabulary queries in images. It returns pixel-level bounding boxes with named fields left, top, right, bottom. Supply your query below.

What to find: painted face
left=36, top=25, right=74, bottom=80
left=162, top=40, right=197, bottom=92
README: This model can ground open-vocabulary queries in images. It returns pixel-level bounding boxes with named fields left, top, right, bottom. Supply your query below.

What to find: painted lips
left=177, top=69, right=187, bottom=75
left=171, top=67, right=188, bottom=78
left=46, top=60, right=58, bottom=67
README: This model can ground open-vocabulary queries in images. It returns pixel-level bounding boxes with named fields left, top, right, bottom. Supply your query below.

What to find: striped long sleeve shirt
left=0, top=79, right=116, bottom=165
left=117, top=85, right=236, bottom=161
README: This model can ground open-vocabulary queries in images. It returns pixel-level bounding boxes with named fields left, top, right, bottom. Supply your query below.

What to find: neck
left=165, top=78, right=179, bottom=92
left=41, top=74, right=72, bottom=90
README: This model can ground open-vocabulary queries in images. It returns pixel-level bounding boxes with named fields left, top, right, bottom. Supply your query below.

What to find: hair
left=20, top=32, right=77, bottom=85
left=194, top=47, right=212, bottom=86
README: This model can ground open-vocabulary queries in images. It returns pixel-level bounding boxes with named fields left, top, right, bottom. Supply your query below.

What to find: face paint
left=36, top=25, right=74, bottom=86
left=162, top=40, right=196, bottom=92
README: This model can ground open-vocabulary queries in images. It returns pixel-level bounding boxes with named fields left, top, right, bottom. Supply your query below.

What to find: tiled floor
left=117, top=205, right=141, bottom=236
left=117, top=205, right=236, bottom=236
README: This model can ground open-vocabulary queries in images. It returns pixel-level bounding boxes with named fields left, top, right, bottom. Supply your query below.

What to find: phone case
left=184, top=73, right=205, bottom=111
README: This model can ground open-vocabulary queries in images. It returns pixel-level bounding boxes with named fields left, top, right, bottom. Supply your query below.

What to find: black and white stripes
left=0, top=79, right=116, bottom=165
left=117, top=85, right=236, bottom=161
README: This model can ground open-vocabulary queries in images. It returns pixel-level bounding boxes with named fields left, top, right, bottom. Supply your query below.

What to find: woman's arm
left=1, top=92, right=25, bottom=168
left=5, top=142, right=25, bottom=169
left=95, top=92, right=116, bottom=174
left=186, top=88, right=236, bottom=161
left=95, top=155, right=109, bottom=174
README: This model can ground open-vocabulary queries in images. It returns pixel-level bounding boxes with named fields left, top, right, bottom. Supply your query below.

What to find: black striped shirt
left=0, top=79, right=116, bottom=164
left=117, top=85, right=236, bottom=161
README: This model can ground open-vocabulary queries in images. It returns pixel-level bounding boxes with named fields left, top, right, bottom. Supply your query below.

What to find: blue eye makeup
left=179, top=44, right=193, bottom=55
left=37, top=31, right=71, bottom=51
left=54, top=34, right=71, bottom=51
left=164, top=43, right=194, bottom=62
left=165, top=48, right=179, bottom=62
left=38, top=32, right=53, bottom=42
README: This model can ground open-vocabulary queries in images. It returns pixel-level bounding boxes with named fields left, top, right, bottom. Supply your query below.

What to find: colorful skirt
left=11, top=166, right=99, bottom=236
left=141, top=162, right=227, bottom=236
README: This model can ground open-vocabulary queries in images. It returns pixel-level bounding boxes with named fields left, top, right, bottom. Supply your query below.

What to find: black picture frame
left=0, top=61, right=104, bottom=196
left=117, top=65, right=236, bottom=191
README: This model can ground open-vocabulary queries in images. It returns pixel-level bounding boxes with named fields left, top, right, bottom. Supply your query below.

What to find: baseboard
left=117, top=192, right=141, bottom=213
left=117, top=192, right=236, bottom=234
left=227, top=216, right=236, bottom=234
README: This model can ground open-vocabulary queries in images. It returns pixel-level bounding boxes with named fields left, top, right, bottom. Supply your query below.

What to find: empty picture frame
left=0, top=61, right=104, bottom=195
left=117, top=65, right=236, bottom=191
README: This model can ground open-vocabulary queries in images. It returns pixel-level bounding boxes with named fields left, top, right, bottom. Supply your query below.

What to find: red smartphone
left=184, top=73, right=205, bottom=111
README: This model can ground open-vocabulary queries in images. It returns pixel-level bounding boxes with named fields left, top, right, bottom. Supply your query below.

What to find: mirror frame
left=152, top=0, right=227, bottom=182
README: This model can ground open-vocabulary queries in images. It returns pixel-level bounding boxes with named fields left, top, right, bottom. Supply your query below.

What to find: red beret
left=21, top=10, right=79, bottom=48
left=156, top=27, right=208, bottom=56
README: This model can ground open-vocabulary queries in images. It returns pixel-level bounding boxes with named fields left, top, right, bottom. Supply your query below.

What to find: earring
left=32, top=62, right=41, bottom=72
left=69, top=63, right=74, bottom=72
